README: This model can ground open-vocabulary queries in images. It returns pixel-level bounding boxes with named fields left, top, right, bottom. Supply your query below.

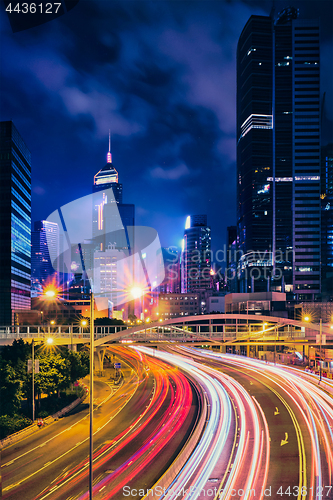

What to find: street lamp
left=89, top=291, right=94, bottom=500
left=87, top=284, right=146, bottom=499
left=130, top=286, right=144, bottom=299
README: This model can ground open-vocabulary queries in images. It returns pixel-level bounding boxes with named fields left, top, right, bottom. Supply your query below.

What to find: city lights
left=44, top=288, right=57, bottom=299
left=130, top=286, right=144, bottom=299
left=0, top=1, right=332, bottom=499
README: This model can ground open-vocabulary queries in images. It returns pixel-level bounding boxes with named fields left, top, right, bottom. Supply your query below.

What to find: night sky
left=1, top=0, right=332, bottom=258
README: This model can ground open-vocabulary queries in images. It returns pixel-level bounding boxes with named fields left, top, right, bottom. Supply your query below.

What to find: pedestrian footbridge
left=1, top=314, right=332, bottom=347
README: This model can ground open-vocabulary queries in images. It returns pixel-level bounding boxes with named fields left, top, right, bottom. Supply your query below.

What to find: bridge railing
left=0, top=324, right=128, bottom=340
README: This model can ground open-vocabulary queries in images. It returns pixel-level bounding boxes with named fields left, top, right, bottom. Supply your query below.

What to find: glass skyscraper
left=237, top=8, right=321, bottom=300
left=181, top=215, right=211, bottom=293
left=92, top=142, right=134, bottom=253
left=321, top=143, right=333, bottom=297
left=31, top=220, right=59, bottom=295
left=0, top=121, right=31, bottom=324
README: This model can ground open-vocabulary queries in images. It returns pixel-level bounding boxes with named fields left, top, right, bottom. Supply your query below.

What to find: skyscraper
left=181, top=215, right=211, bottom=293
left=321, top=143, right=333, bottom=297
left=237, top=8, right=321, bottom=300
left=157, top=247, right=181, bottom=294
left=0, top=121, right=31, bottom=324
left=31, top=220, right=59, bottom=295
left=92, top=137, right=134, bottom=253
left=226, top=226, right=237, bottom=293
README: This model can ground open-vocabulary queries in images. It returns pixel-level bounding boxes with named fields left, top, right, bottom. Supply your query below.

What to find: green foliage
left=61, top=349, right=89, bottom=384
left=1, top=340, right=90, bottom=419
left=0, top=414, right=32, bottom=440
left=0, top=358, right=23, bottom=415
left=34, top=353, right=70, bottom=397
left=1, top=338, right=31, bottom=364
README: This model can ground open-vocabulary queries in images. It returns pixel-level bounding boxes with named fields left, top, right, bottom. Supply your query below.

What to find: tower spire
left=107, top=129, right=112, bottom=163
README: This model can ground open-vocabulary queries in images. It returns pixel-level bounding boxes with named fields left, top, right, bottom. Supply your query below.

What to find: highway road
left=2, top=344, right=332, bottom=500
left=1, top=347, right=199, bottom=500
left=137, top=345, right=333, bottom=500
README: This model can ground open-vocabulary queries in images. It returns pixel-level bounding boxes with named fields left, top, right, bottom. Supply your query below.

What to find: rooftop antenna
left=107, top=129, right=112, bottom=163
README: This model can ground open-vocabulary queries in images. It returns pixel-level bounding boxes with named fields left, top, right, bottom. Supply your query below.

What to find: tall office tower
left=181, top=215, right=211, bottom=293
left=157, top=247, right=181, bottom=293
left=31, top=220, right=59, bottom=294
left=321, top=144, right=333, bottom=298
left=226, top=226, right=238, bottom=293
left=237, top=8, right=321, bottom=300
left=0, top=121, right=31, bottom=324
left=92, top=138, right=134, bottom=253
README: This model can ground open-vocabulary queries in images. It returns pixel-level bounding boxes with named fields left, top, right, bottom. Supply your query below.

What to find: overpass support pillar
left=95, top=347, right=106, bottom=374
left=246, top=344, right=250, bottom=358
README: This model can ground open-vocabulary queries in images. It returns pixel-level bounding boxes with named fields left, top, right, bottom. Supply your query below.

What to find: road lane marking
left=2, top=378, right=134, bottom=493
left=274, top=407, right=280, bottom=415
left=2, top=379, right=114, bottom=467
left=280, top=432, right=289, bottom=446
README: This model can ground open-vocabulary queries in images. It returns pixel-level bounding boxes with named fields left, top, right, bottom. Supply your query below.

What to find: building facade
left=181, top=215, right=211, bottom=293
left=92, top=141, right=134, bottom=253
left=0, top=121, right=31, bottom=324
left=31, top=220, right=59, bottom=295
left=321, top=143, right=333, bottom=298
left=237, top=8, right=321, bottom=300
left=157, top=247, right=181, bottom=294
left=157, top=292, right=201, bottom=319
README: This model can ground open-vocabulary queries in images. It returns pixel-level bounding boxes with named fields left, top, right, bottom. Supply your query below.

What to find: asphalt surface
left=1, top=347, right=199, bottom=500
left=170, top=347, right=333, bottom=500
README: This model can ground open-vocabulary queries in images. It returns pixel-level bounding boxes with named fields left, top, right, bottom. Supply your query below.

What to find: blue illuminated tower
left=0, top=121, right=31, bottom=324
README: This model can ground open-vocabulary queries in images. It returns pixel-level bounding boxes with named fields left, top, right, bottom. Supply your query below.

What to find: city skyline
left=1, top=0, right=332, bottom=254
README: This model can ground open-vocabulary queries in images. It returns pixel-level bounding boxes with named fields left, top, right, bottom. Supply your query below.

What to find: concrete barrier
left=0, top=381, right=88, bottom=450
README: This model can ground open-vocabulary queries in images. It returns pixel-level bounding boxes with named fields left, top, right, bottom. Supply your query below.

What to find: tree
left=0, top=358, right=23, bottom=415
left=61, top=349, right=89, bottom=384
left=34, top=353, right=71, bottom=397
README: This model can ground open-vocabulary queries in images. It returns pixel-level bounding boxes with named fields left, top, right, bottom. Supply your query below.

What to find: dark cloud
left=0, top=0, right=332, bottom=255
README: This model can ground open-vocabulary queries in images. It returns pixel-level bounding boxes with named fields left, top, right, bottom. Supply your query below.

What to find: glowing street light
left=130, top=286, right=144, bottom=299
left=46, top=337, right=53, bottom=345
left=304, top=315, right=311, bottom=322
left=44, top=288, right=57, bottom=299
left=81, top=319, right=88, bottom=327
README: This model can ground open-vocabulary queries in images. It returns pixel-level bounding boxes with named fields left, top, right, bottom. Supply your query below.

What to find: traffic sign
left=114, top=363, right=121, bottom=369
